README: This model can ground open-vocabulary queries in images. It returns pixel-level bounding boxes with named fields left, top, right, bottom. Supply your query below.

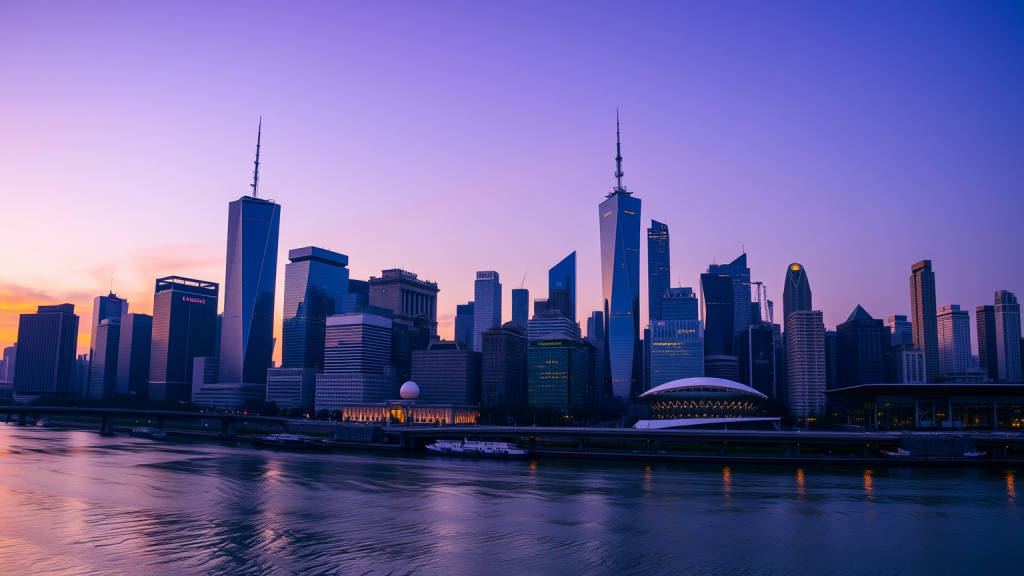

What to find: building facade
left=116, top=313, right=151, bottom=396
left=887, top=315, right=913, bottom=347
left=1, top=344, right=15, bottom=383
left=281, top=247, right=349, bottom=370
left=708, top=253, right=751, bottom=339
left=995, top=290, right=1022, bottom=382
left=647, top=220, right=670, bottom=324
left=662, top=287, right=698, bottom=321
left=836, top=305, right=889, bottom=388
left=937, top=304, right=971, bottom=377
left=528, top=312, right=581, bottom=342
left=411, top=341, right=482, bottom=405
left=977, top=305, right=998, bottom=382
left=889, top=345, right=927, bottom=383
left=266, top=367, right=320, bottom=410
left=368, top=268, right=439, bottom=335
left=472, top=271, right=502, bottom=353
left=149, top=276, right=219, bottom=401
left=548, top=252, right=576, bottom=322
left=526, top=337, right=588, bottom=412
left=738, top=324, right=775, bottom=399
left=782, top=263, right=812, bottom=334
left=481, top=322, right=528, bottom=404
left=785, top=310, right=826, bottom=418
left=454, top=302, right=474, bottom=350
left=649, top=320, right=704, bottom=388
left=314, top=312, right=394, bottom=409
left=87, top=293, right=129, bottom=397
left=12, top=304, right=79, bottom=396
left=511, top=289, right=529, bottom=327
left=910, top=260, right=939, bottom=382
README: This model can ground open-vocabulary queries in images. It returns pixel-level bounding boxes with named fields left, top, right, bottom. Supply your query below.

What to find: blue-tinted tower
left=511, top=289, right=529, bottom=327
left=282, top=247, right=350, bottom=369
left=548, top=251, right=576, bottom=322
left=647, top=220, right=670, bottom=323
left=219, top=120, right=281, bottom=385
left=598, top=113, right=642, bottom=400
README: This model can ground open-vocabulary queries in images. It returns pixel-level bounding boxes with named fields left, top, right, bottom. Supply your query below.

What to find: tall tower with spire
left=598, top=111, right=643, bottom=401
left=219, top=120, right=281, bottom=385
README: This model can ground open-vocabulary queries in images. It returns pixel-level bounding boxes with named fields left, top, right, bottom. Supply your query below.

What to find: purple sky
left=1, top=1, right=1022, bottom=360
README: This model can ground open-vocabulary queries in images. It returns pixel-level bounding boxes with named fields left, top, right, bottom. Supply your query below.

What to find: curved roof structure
left=640, top=377, right=767, bottom=400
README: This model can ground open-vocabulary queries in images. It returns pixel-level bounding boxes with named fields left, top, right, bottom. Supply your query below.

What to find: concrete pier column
left=100, top=416, right=115, bottom=435
left=17, top=413, right=26, bottom=426
left=220, top=420, right=236, bottom=436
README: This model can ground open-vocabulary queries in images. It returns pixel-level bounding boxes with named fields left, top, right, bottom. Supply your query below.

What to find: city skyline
left=2, top=2, right=1023, bottom=364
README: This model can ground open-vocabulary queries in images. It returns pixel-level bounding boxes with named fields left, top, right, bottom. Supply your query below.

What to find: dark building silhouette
left=976, top=305, right=998, bottom=381
left=149, top=276, right=219, bottom=401
left=662, top=287, right=698, bottom=321
left=454, top=302, right=474, bottom=349
left=13, top=304, right=79, bottom=396
left=526, top=336, right=588, bottom=412
left=709, top=254, right=751, bottom=340
left=86, top=292, right=129, bottom=398
left=836, top=305, right=890, bottom=388
left=511, top=288, right=529, bottom=327
left=824, top=330, right=838, bottom=390
left=598, top=114, right=642, bottom=400
left=549, top=252, right=576, bottom=322
left=647, top=220, right=670, bottom=323
left=281, top=247, right=349, bottom=369
left=910, top=260, right=938, bottom=382
left=701, top=272, right=734, bottom=356
left=586, top=311, right=607, bottom=403
left=116, top=313, right=152, bottom=396
left=391, top=316, right=432, bottom=397
left=480, top=322, right=528, bottom=404
left=411, top=341, right=481, bottom=405
left=738, top=324, right=775, bottom=399
left=782, top=263, right=812, bottom=333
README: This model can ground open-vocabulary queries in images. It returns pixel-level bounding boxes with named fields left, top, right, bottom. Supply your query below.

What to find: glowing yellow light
left=790, top=264, right=801, bottom=271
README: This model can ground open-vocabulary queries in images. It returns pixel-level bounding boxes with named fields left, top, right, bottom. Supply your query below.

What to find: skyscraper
left=526, top=336, right=588, bottom=412
left=1, top=344, right=15, bottom=383
left=662, top=287, right=698, bottom=321
left=977, top=305, right=998, bottom=382
left=454, top=302, right=475, bottom=349
left=368, top=269, right=439, bottom=334
left=149, top=276, right=219, bottom=401
left=116, top=313, right=151, bottom=396
left=511, top=288, right=529, bottom=327
left=89, top=318, right=121, bottom=398
left=647, top=220, right=670, bottom=323
left=220, top=123, right=281, bottom=385
left=86, top=292, right=129, bottom=397
left=481, top=321, right=528, bottom=404
left=782, top=263, right=812, bottom=334
left=281, top=247, right=350, bottom=369
left=585, top=310, right=606, bottom=402
left=649, top=319, right=704, bottom=387
left=548, top=252, right=576, bottom=321
left=709, top=254, right=752, bottom=339
left=910, top=260, right=938, bottom=382
left=598, top=113, right=642, bottom=401
left=411, top=341, right=482, bottom=405
left=836, top=305, right=889, bottom=388
left=472, top=271, right=502, bottom=353
left=887, top=315, right=913, bottom=347
left=785, top=310, right=826, bottom=418
left=314, top=312, right=394, bottom=410
left=937, top=304, right=971, bottom=377
left=700, top=271, right=734, bottom=357
left=12, top=304, right=79, bottom=397
left=995, top=290, right=1021, bottom=382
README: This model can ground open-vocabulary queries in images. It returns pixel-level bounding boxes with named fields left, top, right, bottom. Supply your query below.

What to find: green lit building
left=526, top=335, right=588, bottom=412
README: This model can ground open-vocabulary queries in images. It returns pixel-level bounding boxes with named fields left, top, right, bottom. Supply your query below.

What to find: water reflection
left=796, top=468, right=806, bottom=499
left=863, top=469, right=874, bottom=501
left=1007, top=471, right=1016, bottom=507
left=722, top=466, right=732, bottom=499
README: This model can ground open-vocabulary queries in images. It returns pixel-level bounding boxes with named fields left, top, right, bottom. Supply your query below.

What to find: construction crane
left=519, top=272, right=527, bottom=290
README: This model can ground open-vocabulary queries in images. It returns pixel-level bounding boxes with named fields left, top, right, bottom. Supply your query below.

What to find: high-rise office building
left=977, top=305, right=998, bottom=382
left=782, top=263, right=812, bottom=334
left=823, top=330, right=838, bottom=391
left=701, top=272, right=734, bottom=357
left=339, top=279, right=370, bottom=315
left=12, top=304, right=79, bottom=396
left=548, top=252, right=576, bottom=322
left=738, top=324, right=775, bottom=399
left=281, top=247, right=350, bottom=369
left=368, top=269, right=439, bottom=334
left=647, top=220, right=670, bottom=323
left=74, top=354, right=89, bottom=395
left=511, top=288, right=529, bottom=327
left=889, top=345, right=927, bottom=383
left=149, top=276, right=219, bottom=401
left=265, top=367, right=318, bottom=410
left=411, top=341, right=482, bottom=405
left=528, top=311, right=582, bottom=342
left=389, top=316, right=432, bottom=396
left=887, top=315, right=913, bottom=347
left=910, top=260, right=939, bottom=382
left=481, top=322, right=528, bottom=404
left=526, top=336, right=588, bottom=412
left=86, top=293, right=129, bottom=397
left=454, top=302, right=475, bottom=349
left=116, top=313, right=151, bottom=396
left=598, top=114, right=642, bottom=400
left=472, top=271, right=502, bottom=353
left=314, top=312, right=394, bottom=410
left=937, top=304, right=971, bottom=377
left=785, top=310, right=826, bottom=418
left=708, top=254, right=752, bottom=339
left=89, top=318, right=121, bottom=398
left=649, top=320, right=704, bottom=387
left=995, top=290, right=1021, bottom=382
left=1, top=344, right=15, bottom=383
left=585, top=311, right=606, bottom=402
left=836, top=305, right=889, bottom=388
left=662, top=287, right=698, bottom=321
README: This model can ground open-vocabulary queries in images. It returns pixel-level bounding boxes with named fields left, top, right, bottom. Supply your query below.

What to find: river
left=0, top=426, right=1020, bottom=575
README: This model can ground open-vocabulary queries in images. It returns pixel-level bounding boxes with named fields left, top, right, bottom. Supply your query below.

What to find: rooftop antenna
left=611, top=109, right=627, bottom=195
left=110, top=277, right=114, bottom=295
left=251, top=117, right=262, bottom=198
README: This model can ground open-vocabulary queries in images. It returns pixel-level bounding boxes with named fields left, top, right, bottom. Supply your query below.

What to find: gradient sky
left=1, top=1, right=1022, bottom=363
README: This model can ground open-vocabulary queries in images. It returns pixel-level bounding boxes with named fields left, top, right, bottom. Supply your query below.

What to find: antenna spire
left=614, top=109, right=625, bottom=192
left=251, top=117, right=262, bottom=198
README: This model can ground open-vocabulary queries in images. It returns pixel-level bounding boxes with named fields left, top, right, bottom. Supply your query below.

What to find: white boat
left=425, top=438, right=529, bottom=459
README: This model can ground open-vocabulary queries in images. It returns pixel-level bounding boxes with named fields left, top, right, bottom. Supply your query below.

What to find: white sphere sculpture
left=399, top=381, right=420, bottom=400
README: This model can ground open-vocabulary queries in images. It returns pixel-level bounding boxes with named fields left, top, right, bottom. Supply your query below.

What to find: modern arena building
left=634, top=377, right=780, bottom=430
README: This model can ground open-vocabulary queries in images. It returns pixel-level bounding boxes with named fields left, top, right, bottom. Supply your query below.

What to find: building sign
left=183, top=296, right=206, bottom=305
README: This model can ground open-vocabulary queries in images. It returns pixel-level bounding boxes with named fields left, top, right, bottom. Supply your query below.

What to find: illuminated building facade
left=149, top=277, right=219, bottom=401
left=525, top=336, right=588, bottom=412
left=937, top=304, right=971, bottom=377
left=649, top=320, right=704, bottom=387
left=785, top=309, right=826, bottom=418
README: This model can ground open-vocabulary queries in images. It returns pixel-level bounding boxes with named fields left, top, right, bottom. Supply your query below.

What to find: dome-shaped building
left=639, top=377, right=767, bottom=420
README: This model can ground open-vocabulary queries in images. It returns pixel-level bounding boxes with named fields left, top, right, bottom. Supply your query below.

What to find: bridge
left=0, top=406, right=287, bottom=436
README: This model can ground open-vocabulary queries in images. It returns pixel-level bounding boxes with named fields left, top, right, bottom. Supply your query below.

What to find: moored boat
left=426, top=438, right=528, bottom=459
left=250, top=433, right=331, bottom=452
left=35, top=418, right=51, bottom=427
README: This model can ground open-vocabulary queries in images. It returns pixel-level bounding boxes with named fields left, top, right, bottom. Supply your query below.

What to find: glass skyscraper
left=13, top=304, right=79, bottom=396
left=647, top=220, right=670, bottom=323
left=511, top=288, right=529, bottom=327
left=910, top=260, right=939, bottom=382
left=782, top=263, right=812, bottom=331
left=708, top=253, right=751, bottom=339
left=149, top=276, right=219, bottom=401
left=598, top=115, right=642, bottom=400
left=219, top=195, right=281, bottom=385
left=548, top=251, right=576, bottom=322
left=472, top=271, right=502, bottom=353
left=86, top=293, right=128, bottom=398
left=455, top=302, right=475, bottom=349
left=281, top=247, right=350, bottom=369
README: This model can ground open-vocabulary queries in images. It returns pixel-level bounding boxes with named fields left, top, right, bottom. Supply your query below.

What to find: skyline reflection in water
left=0, top=427, right=1022, bottom=575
